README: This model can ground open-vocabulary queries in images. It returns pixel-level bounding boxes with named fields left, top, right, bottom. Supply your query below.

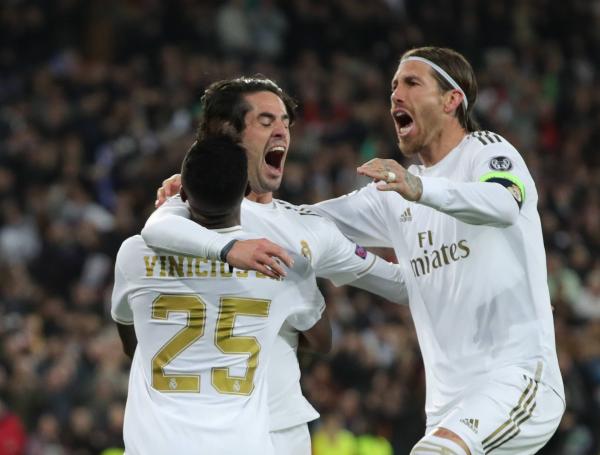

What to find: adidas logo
left=460, top=418, right=479, bottom=434
left=400, top=207, right=412, bottom=222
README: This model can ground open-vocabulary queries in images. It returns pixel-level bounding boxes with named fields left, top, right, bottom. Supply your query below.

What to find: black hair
left=181, top=135, right=248, bottom=213
left=401, top=47, right=480, bottom=132
left=197, top=76, right=297, bottom=140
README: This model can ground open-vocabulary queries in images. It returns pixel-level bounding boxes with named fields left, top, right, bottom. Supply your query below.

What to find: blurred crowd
left=0, top=0, right=599, bottom=454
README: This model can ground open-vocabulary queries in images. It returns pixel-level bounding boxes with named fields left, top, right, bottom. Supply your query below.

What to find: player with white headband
left=150, top=47, right=564, bottom=454
left=309, top=46, right=565, bottom=454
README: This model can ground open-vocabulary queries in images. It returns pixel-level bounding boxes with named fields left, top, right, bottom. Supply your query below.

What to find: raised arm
left=357, top=141, right=529, bottom=228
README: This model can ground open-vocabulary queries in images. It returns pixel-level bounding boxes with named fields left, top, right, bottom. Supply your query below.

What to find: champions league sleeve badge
left=489, top=156, right=513, bottom=171
left=355, top=245, right=368, bottom=259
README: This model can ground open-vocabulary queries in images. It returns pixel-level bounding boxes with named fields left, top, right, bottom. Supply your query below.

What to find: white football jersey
left=313, top=132, right=564, bottom=423
left=111, top=230, right=324, bottom=455
left=143, top=197, right=406, bottom=431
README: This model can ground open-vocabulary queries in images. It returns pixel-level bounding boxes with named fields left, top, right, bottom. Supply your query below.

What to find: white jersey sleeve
left=416, top=135, right=532, bottom=227
left=142, top=195, right=230, bottom=260
left=111, top=240, right=135, bottom=325
left=307, top=184, right=394, bottom=248
left=112, top=233, right=323, bottom=455
left=283, top=257, right=326, bottom=332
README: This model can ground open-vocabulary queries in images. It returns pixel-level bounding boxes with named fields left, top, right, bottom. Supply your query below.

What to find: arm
left=116, top=323, right=137, bottom=359
left=345, top=256, right=408, bottom=304
left=143, top=196, right=293, bottom=278
left=305, top=184, right=393, bottom=248
left=305, top=214, right=408, bottom=304
left=357, top=141, right=528, bottom=228
left=143, top=195, right=232, bottom=260
left=417, top=176, right=519, bottom=227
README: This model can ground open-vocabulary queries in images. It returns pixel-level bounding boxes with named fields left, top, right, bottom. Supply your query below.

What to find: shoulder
left=116, top=235, right=148, bottom=260
left=274, top=199, right=323, bottom=218
left=274, top=199, right=340, bottom=233
left=465, top=131, right=525, bottom=168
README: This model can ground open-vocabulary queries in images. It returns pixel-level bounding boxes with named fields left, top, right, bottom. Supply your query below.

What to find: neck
left=246, top=191, right=273, bottom=204
left=190, top=207, right=241, bottom=230
left=418, top=123, right=467, bottom=167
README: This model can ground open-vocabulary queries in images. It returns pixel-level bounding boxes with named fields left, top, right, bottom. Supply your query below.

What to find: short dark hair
left=197, top=76, right=297, bottom=140
left=401, top=47, right=480, bottom=132
left=181, top=135, right=248, bottom=213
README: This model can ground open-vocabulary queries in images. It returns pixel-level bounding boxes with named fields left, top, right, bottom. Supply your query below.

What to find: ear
left=180, top=187, right=188, bottom=202
left=443, top=89, right=464, bottom=114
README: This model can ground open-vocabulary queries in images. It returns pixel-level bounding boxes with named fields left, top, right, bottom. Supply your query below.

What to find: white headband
left=402, top=56, right=468, bottom=110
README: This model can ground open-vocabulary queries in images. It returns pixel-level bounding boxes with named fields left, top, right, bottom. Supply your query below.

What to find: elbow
left=495, top=204, right=520, bottom=228
left=140, top=224, right=158, bottom=247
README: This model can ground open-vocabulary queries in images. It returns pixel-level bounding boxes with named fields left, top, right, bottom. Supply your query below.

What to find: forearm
left=418, top=177, right=519, bottom=227
left=305, top=187, right=392, bottom=248
left=141, top=214, right=230, bottom=260
left=348, top=256, right=408, bottom=304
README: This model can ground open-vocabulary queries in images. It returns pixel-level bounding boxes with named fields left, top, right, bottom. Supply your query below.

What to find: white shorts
left=426, top=367, right=565, bottom=455
left=270, top=423, right=311, bottom=455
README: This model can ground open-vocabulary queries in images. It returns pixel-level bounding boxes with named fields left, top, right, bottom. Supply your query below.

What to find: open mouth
left=265, top=146, right=285, bottom=170
left=394, top=110, right=414, bottom=136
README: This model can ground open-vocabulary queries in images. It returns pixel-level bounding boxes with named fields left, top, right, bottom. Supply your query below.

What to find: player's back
left=112, top=234, right=324, bottom=455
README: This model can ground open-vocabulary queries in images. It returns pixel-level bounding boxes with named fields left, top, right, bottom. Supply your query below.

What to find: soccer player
left=311, top=46, right=565, bottom=454
left=144, top=77, right=407, bottom=454
left=111, top=136, right=327, bottom=454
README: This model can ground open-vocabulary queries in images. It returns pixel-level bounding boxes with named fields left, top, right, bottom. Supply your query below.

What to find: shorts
left=270, top=423, right=312, bottom=455
left=426, top=367, right=565, bottom=454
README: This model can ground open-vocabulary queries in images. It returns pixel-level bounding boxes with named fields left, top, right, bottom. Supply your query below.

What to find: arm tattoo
left=404, top=169, right=423, bottom=201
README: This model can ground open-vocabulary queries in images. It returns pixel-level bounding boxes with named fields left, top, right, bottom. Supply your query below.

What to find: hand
left=226, top=239, right=294, bottom=279
left=357, top=158, right=423, bottom=202
left=155, top=174, right=182, bottom=208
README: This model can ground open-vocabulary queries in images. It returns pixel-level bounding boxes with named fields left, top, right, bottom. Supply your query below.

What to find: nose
left=272, top=119, right=289, bottom=138
left=391, top=86, right=404, bottom=106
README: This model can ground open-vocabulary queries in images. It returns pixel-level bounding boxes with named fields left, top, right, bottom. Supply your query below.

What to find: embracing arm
left=358, top=157, right=522, bottom=228
left=143, top=196, right=231, bottom=259
left=304, top=184, right=393, bottom=248
left=347, top=255, right=408, bottom=304
left=142, top=196, right=292, bottom=278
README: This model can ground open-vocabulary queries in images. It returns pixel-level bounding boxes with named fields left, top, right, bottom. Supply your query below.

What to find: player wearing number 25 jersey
left=112, top=234, right=323, bottom=455
left=111, top=136, right=326, bottom=455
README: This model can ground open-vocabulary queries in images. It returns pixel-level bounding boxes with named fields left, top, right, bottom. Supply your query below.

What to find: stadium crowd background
left=0, top=0, right=599, bottom=453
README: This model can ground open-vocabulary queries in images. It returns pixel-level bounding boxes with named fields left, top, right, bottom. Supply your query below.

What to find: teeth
left=399, top=124, right=413, bottom=135
left=269, top=146, right=286, bottom=152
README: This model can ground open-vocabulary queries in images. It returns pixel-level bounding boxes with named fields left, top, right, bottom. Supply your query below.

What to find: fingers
left=163, top=174, right=182, bottom=197
left=155, top=174, right=183, bottom=208
left=226, top=239, right=294, bottom=280
left=357, top=158, right=387, bottom=181
left=262, top=243, right=294, bottom=269
left=375, top=180, right=398, bottom=191
left=253, top=242, right=293, bottom=279
left=155, top=187, right=166, bottom=208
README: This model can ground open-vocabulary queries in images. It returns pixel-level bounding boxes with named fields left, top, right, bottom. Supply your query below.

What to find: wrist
left=219, top=239, right=238, bottom=263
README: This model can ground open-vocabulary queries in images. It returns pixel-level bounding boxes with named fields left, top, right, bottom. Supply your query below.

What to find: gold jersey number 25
left=151, top=294, right=270, bottom=395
